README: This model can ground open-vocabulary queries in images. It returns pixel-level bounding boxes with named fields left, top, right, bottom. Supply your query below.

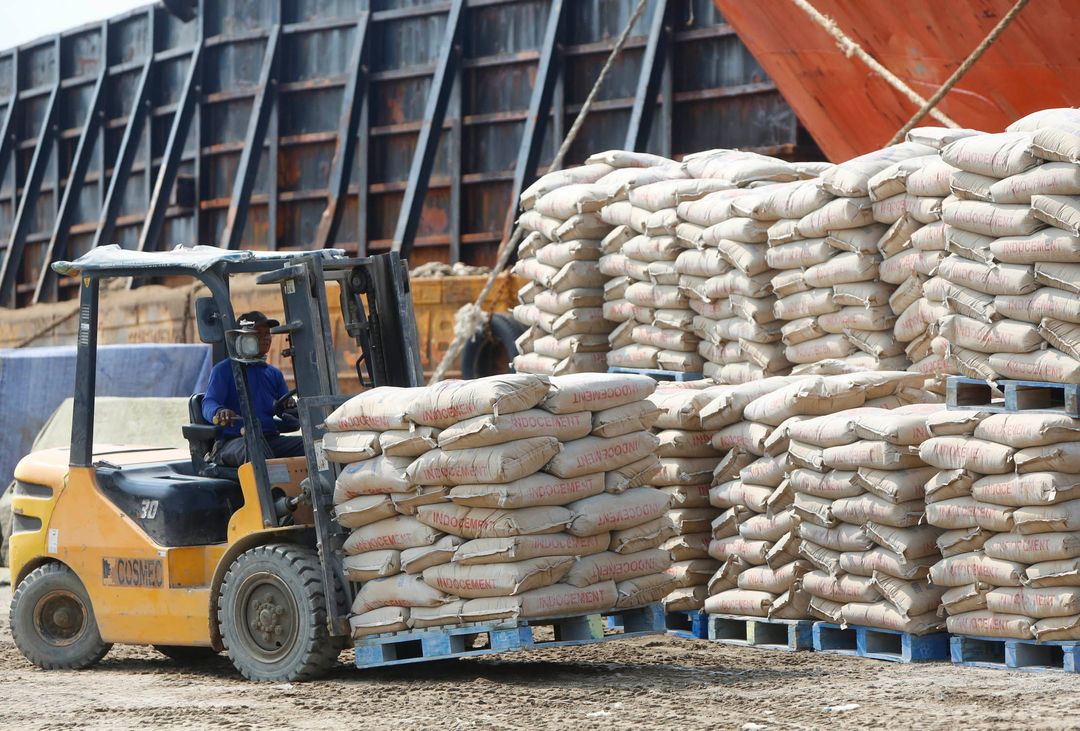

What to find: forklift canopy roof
left=54, top=245, right=347, bottom=277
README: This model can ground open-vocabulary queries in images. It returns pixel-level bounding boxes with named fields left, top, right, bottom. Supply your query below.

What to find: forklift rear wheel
left=154, top=645, right=221, bottom=663
left=10, top=563, right=112, bottom=669
left=218, top=543, right=343, bottom=682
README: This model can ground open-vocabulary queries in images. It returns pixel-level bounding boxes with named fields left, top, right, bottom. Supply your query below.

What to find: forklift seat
left=182, top=394, right=238, bottom=480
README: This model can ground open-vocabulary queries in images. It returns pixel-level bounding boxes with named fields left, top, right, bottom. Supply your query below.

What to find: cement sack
left=343, top=551, right=401, bottom=582
left=654, top=457, right=723, bottom=487
left=971, top=472, right=1080, bottom=506
left=802, top=571, right=882, bottom=603
left=736, top=561, right=808, bottom=594
left=611, top=575, right=677, bottom=611
left=984, top=532, right=1080, bottom=563
left=834, top=281, right=895, bottom=309
left=407, top=602, right=464, bottom=629
left=874, top=573, right=945, bottom=617
left=940, top=132, right=1039, bottom=178
left=711, top=481, right=774, bottom=514
left=534, top=288, right=605, bottom=315
left=925, top=497, right=1014, bottom=531
left=990, top=349, right=1080, bottom=384
left=1025, top=113, right=1080, bottom=161
left=658, top=484, right=712, bottom=509
left=827, top=224, right=889, bottom=254
left=950, top=170, right=997, bottom=201
left=766, top=239, right=833, bottom=270
left=1031, top=194, right=1080, bottom=236
left=856, top=466, right=937, bottom=502
left=437, top=410, right=591, bottom=450
left=322, top=431, right=381, bottom=463
left=994, top=288, right=1080, bottom=324
left=390, top=487, right=452, bottom=516
left=919, top=436, right=1015, bottom=473
left=703, top=589, right=774, bottom=617
left=941, top=582, right=992, bottom=614
left=663, top=532, right=712, bottom=560
left=991, top=228, right=1080, bottom=264
left=768, top=179, right=834, bottom=218
left=740, top=454, right=789, bottom=488
left=742, top=377, right=865, bottom=426
left=865, top=523, right=943, bottom=561
left=535, top=241, right=604, bottom=269
left=665, top=558, right=723, bottom=588
left=610, top=515, right=677, bottom=554
left=1013, top=440, right=1080, bottom=472
left=335, top=495, right=398, bottom=529
left=820, top=142, right=936, bottom=197
left=798, top=541, right=842, bottom=575
left=713, top=505, right=751, bottom=538
left=946, top=610, right=1034, bottom=639
left=604, top=455, right=662, bottom=495
left=935, top=315, right=1042, bottom=353
left=906, top=159, right=960, bottom=197
left=1032, top=614, right=1080, bottom=641
left=349, top=607, right=411, bottom=639
left=831, top=493, right=925, bottom=529
left=773, top=288, right=840, bottom=320
left=942, top=282, right=997, bottom=323
left=842, top=602, right=942, bottom=634
left=1024, top=557, right=1080, bottom=587
left=943, top=199, right=1046, bottom=238
left=809, top=597, right=846, bottom=623
left=788, top=413, right=863, bottom=447
left=664, top=584, right=710, bottom=611
left=795, top=197, right=875, bottom=238
left=406, top=375, right=549, bottom=428
left=799, top=522, right=875, bottom=552
left=533, top=334, right=610, bottom=359
left=453, top=533, right=607, bottom=565
left=324, top=387, right=411, bottom=431
left=632, top=325, right=697, bottom=352
left=567, top=486, right=671, bottom=536
left=771, top=270, right=810, bottom=298
left=667, top=508, right=717, bottom=534
left=819, top=307, right=896, bottom=335
left=937, top=255, right=1037, bottom=296
left=804, top=252, right=880, bottom=288
left=929, top=551, right=1025, bottom=587
left=448, top=471, right=604, bottom=509
left=607, top=344, right=660, bottom=369
left=542, top=373, right=656, bottom=414
left=841, top=547, right=935, bottom=580
left=794, top=492, right=838, bottom=528
left=423, top=556, right=573, bottom=598
left=520, top=163, right=614, bottom=209
left=707, top=556, right=750, bottom=594
left=711, top=422, right=770, bottom=456
left=987, top=586, right=1080, bottom=618
left=415, top=504, right=572, bottom=539
left=740, top=511, right=799, bottom=543
left=822, top=442, right=924, bottom=472
left=649, top=387, right=722, bottom=429
left=546, top=431, right=659, bottom=479
left=379, top=427, right=441, bottom=457
left=352, top=573, right=454, bottom=612
left=401, top=535, right=463, bottom=574
left=564, top=548, right=672, bottom=587
left=1041, top=319, right=1080, bottom=361
left=334, top=456, right=417, bottom=501
left=949, top=347, right=999, bottom=382
left=533, top=183, right=611, bottom=218
left=975, top=413, right=1080, bottom=450
left=709, top=536, right=771, bottom=565
left=847, top=330, right=906, bottom=359
left=1014, top=500, right=1080, bottom=535
left=407, top=438, right=560, bottom=486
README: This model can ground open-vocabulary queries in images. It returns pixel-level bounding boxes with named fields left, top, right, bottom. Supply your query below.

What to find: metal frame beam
left=0, top=51, right=19, bottom=197
left=624, top=0, right=672, bottom=152
left=0, top=82, right=60, bottom=304
left=390, top=0, right=466, bottom=258
left=314, top=12, right=371, bottom=250
left=34, top=30, right=109, bottom=303
left=220, top=25, right=281, bottom=250
left=503, top=0, right=568, bottom=241
left=137, top=41, right=203, bottom=253
left=90, top=56, right=154, bottom=251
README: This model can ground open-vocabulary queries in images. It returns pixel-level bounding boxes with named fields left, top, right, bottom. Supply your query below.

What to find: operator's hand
left=214, top=408, right=240, bottom=426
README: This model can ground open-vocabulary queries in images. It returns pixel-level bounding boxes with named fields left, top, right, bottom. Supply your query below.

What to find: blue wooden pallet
left=946, top=376, right=1080, bottom=417
left=608, top=366, right=705, bottom=382
left=353, top=603, right=664, bottom=669
left=666, top=610, right=709, bottom=639
left=951, top=635, right=1080, bottom=673
left=812, top=622, right=949, bottom=663
left=707, top=614, right=813, bottom=652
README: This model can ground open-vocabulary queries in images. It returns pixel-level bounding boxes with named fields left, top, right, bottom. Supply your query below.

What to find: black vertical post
left=448, top=68, right=462, bottom=264
left=0, top=50, right=19, bottom=199
left=624, top=0, right=671, bottom=152
left=70, top=276, right=99, bottom=467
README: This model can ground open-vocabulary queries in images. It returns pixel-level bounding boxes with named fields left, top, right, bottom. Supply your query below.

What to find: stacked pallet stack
left=701, top=372, right=933, bottom=622
left=786, top=404, right=947, bottom=634
left=509, top=160, right=622, bottom=375
left=326, top=374, right=681, bottom=638
left=922, top=411, right=1080, bottom=642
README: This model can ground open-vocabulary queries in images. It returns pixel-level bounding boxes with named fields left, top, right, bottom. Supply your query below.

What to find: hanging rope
left=428, top=0, right=651, bottom=384
left=788, top=0, right=960, bottom=129
left=887, top=0, right=1031, bottom=145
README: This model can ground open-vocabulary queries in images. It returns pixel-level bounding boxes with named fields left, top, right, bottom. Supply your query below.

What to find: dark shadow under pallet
left=666, top=609, right=709, bottom=639
left=608, top=366, right=705, bottom=382
left=951, top=634, right=1080, bottom=673
left=707, top=614, right=813, bottom=652
left=812, top=622, right=949, bottom=663
left=946, top=376, right=1080, bottom=417
left=353, top=603, right=665, bottom=669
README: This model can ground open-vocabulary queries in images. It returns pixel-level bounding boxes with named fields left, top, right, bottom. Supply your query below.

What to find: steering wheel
left=273, top=388, right=300, bottom=433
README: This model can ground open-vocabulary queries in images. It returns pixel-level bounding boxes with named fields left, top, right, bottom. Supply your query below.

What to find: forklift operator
left=201, top=310, right=305, bottom=467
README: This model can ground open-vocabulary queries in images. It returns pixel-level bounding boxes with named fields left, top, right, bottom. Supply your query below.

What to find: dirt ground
left=1, top=569, right=1079, bottom=730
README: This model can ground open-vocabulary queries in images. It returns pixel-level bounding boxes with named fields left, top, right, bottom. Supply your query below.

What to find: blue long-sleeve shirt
left=201, top=359, right=289, bottom=438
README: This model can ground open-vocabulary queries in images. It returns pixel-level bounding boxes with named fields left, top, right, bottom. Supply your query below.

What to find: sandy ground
left=2, top=568, right=1079, bottom=730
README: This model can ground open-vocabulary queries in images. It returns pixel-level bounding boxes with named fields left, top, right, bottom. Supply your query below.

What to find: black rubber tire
left=154, top=644, right=220, bottom=663
left=10, top=563, right=111, bottom=670
left=217, top=543, right=343, bottom=682
left=461, top=313, right=528, bottom=378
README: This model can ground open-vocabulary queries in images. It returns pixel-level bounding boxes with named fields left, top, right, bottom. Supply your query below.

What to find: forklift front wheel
left=10, top=563, right=112, bottom=670
left=218, top=543, right=343, bottom=682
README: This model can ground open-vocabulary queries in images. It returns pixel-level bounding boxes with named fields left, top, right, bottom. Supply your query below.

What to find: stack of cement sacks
left=510, top=161, right=619, bottom=375
left=701, top=372, right=932, bottom=621
left=922, top=411, right=1080, bottom=641
left=325, top=373, right=679, bottom=638
left=785, top=403, right=947, bottom=633
left=933, top=110, right=1080, bottom=383
left=645, top=380, right=729, bottom=611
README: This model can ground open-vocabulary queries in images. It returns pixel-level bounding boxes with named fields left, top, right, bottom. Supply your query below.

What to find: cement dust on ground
left=0, top=573, right=1076, bottom=730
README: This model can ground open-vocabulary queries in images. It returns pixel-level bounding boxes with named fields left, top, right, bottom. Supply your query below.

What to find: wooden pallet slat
left=707, top=614, right=813, bottom=652
left=813, top=622, right=948, bottom=663
left=945, top=376, right=1080, bottom=417
left=951, top=635, right=1080, bottom=673
left=665, top=610, right=709, bottom=639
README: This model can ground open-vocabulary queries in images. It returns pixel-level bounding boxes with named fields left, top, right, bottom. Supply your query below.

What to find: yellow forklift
left=8, top=245, right=424, bottom=681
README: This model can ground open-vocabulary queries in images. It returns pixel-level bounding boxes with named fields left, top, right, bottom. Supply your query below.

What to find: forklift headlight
left=225, top=328, right=264, bottom=363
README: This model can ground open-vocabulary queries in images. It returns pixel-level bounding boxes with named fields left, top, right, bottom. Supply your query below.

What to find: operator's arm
left=202, top=361, right=234, bottom=423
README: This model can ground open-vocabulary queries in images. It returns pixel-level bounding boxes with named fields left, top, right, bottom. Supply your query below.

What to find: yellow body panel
left=10, top=445, right=310, bottom=648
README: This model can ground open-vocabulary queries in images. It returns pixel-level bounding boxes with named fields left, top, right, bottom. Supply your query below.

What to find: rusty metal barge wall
left=0, top=0, right=817, bottom=307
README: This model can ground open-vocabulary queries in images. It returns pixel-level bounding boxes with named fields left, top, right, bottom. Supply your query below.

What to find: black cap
left=237, top=310, right=280, bottom=329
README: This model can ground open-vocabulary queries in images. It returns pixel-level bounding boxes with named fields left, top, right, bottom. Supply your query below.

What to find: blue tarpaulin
left=0, top=343, right=212, bottom=488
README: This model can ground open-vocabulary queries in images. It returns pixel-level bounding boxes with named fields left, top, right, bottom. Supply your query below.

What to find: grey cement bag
left=407, top=437, right=561, bottom=486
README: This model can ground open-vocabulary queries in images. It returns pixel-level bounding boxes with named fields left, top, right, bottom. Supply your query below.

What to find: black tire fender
left=460, top=312, right=528, bottom=379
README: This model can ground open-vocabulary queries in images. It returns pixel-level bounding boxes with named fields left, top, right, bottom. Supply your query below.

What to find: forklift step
left=353, top=603, right=664, bottom=669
